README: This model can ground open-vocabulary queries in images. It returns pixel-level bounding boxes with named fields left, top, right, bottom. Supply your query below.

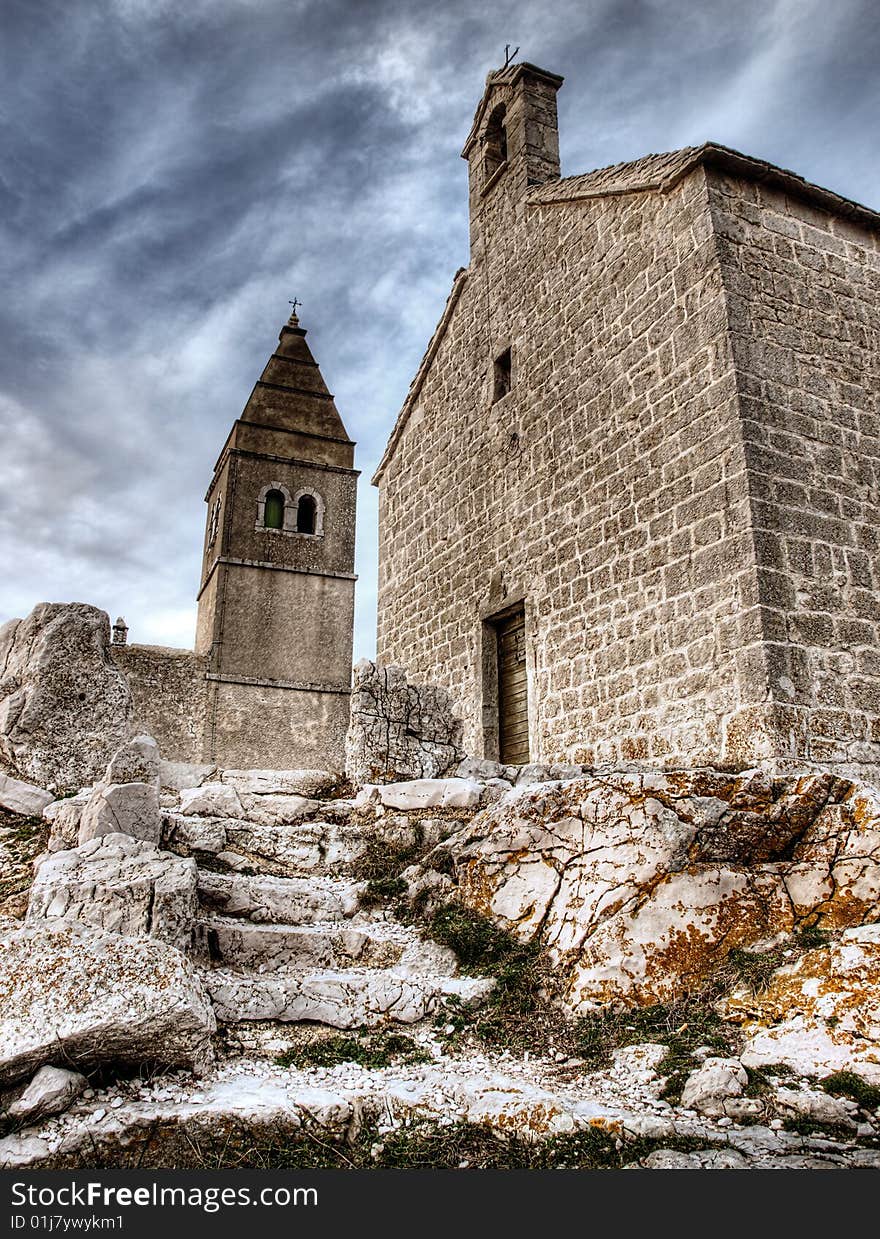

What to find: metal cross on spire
left=288, top=297, right=302, bottom=314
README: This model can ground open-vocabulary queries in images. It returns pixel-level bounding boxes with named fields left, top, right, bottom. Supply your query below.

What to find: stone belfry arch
left=195, top=306, right=357, bottom=770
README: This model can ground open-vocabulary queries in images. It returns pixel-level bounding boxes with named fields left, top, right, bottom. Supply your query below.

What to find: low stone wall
left=111, top=645, right=208, bottom=765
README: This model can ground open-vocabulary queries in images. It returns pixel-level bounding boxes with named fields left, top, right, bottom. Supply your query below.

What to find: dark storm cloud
left=1, top=0, right=878, bottom=653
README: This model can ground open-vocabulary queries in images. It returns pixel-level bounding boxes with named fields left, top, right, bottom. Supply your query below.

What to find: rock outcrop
left=0, top=604, right=132, bottom=789
left=0, top=919, right=215, bottom=1086
left=345, top=661, right=464, bottom=784
left=27, top=835, right=198, bottom=951
left=724, top=925, right=880, bottom=1083
left=414, top=769, right=880, bottom=1010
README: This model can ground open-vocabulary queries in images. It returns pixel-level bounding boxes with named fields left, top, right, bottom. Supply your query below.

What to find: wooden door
left=497, top=609, right=529, bottom=765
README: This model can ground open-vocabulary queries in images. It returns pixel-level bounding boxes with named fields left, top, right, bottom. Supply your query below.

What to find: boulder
left=0, top=772, right=53, bottom=817
left=456, top=758, right=506, bottom=782
left=76, top=736, right=162, bottom=846
left=236, top=793, right=320, bottom=827
left=515, top=764, right=552, bottom=786
left=6, top=1065, right=87, bottom=1122
left=220, top=769, right=337, bottom=798
left=78, top=782, right=162, bottom=845
left=26, top=834, right=198, bottom=951
left=0, top=604, right=132, bottom=789
left=774, top=1087, right=858, bottom=1128
left=418, top=769, right=880, bottom=1010
left=179, top=783, right=243, bottom=819
left=0, top=919, right=215, bottom=1086
left=163, top=816, right=227, bottom=856
left=680, top=1058, right=748, bottom=1116
left=105, top=734, right=158, bottom=784
left=345, top=661, right=464, bottom=784
left=158, top=761, right=216, bottom=792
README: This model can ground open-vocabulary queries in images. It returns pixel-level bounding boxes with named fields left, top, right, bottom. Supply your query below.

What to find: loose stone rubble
left=345, top=661, right=465, bottom=784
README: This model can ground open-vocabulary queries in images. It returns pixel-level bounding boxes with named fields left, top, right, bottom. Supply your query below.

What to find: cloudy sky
left=1, top=0, right=878, bottom=660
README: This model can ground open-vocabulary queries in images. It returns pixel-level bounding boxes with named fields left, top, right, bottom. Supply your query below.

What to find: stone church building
left=112, top=308, right=357, bottom=771
left=373, top=62, right=880, bottom=778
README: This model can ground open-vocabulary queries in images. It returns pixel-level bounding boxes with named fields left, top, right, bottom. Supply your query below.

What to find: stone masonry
left=373, top=62, right=880, bottom=780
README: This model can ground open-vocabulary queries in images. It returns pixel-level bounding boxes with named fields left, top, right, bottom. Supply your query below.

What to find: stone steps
left=196, top=870, right=362, bottom=924
left=202, top=965, right=494, bottom=1028
left=194, top=914, right=456, bottom=973
left=173, top=776, right=493, bottom=1034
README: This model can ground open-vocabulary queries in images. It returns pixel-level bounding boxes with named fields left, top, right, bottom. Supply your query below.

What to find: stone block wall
left=377, top=164, right=772, bottom=767
left=710, top=172, right=880, bottom=777
left=111, top=645, right=208, bottom=765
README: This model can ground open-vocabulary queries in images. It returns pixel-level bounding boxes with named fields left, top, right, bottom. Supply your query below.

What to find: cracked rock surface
left=345, top=661, right=464, bottom=784
left=0, top=604, right=132, bottom=790
left=421, top=769, right=880, bottom=1009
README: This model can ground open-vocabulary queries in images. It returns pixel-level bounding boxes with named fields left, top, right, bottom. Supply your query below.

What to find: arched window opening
left=484, top=104, right=508, bottom=181
left=297, top=493, right=317, bottom=535
left=263, top=489, right=285, bottom=530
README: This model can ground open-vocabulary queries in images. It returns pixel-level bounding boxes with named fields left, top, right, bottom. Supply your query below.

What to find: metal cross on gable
left=504, top=44, right=519, bottom=68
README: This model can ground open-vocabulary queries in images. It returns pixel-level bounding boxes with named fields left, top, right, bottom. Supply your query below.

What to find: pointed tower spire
left=194, top=303, right=358, bottom=771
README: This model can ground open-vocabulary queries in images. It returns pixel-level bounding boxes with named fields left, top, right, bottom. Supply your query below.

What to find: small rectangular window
left=493, top=347, right=512, bottom=402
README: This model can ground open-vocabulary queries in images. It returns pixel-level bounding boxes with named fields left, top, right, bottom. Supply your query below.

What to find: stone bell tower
left=195, top=307, right=358, bottom=770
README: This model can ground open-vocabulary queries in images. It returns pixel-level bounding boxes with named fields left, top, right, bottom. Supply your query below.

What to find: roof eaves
left=527, top=142, right=880, bottom=231
left=372, top=268, right=469, bottom=486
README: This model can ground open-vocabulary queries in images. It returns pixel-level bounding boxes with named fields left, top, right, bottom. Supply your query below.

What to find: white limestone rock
left=345, top=660, right=464, bottom=784
left=0, top=919, right=215, bottom=1086
left=221, top=819, right=365, bottom=870
left=221, top=769, right=337, bottom=798
left=7, top=1066, right=87, bottom=1122
left=105, top=735, right=159, bottom=785
left=774, top=1087, right=857, bottom=1128
left=515, top=764, right=551, bottom=786
left=26, top=834, right=198, bottom=951
left=158, top=761, right=216, bottom=791
left=236, top=792, right=320, bottom=827
left=423, top=769, right=880, bottom=1010
left=0, top=604, right=132, bottom=789
left=0, top=772, right=53, bottom=817
left=356, top=778, right=482, bottom=811
left=610, top=1043, right=668, bottom=1085
left=43, top=789, right=92, bottom=851
left=680, top=1058, right=747, bottom=1116
left=78, top=781, right=162, bottom=845
left=727, top=925, right=880, bottom=1084
left=179, top=783, right=243, bottom=819
left=197, top=870, right=361, bottom=924
left=205, top=966, right=492, bottom=1028
left=456, top=758, right=506, bottom=781
left=75, top=735, right=163, bottom=847
left=163, top=815, right=227, bottom=855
